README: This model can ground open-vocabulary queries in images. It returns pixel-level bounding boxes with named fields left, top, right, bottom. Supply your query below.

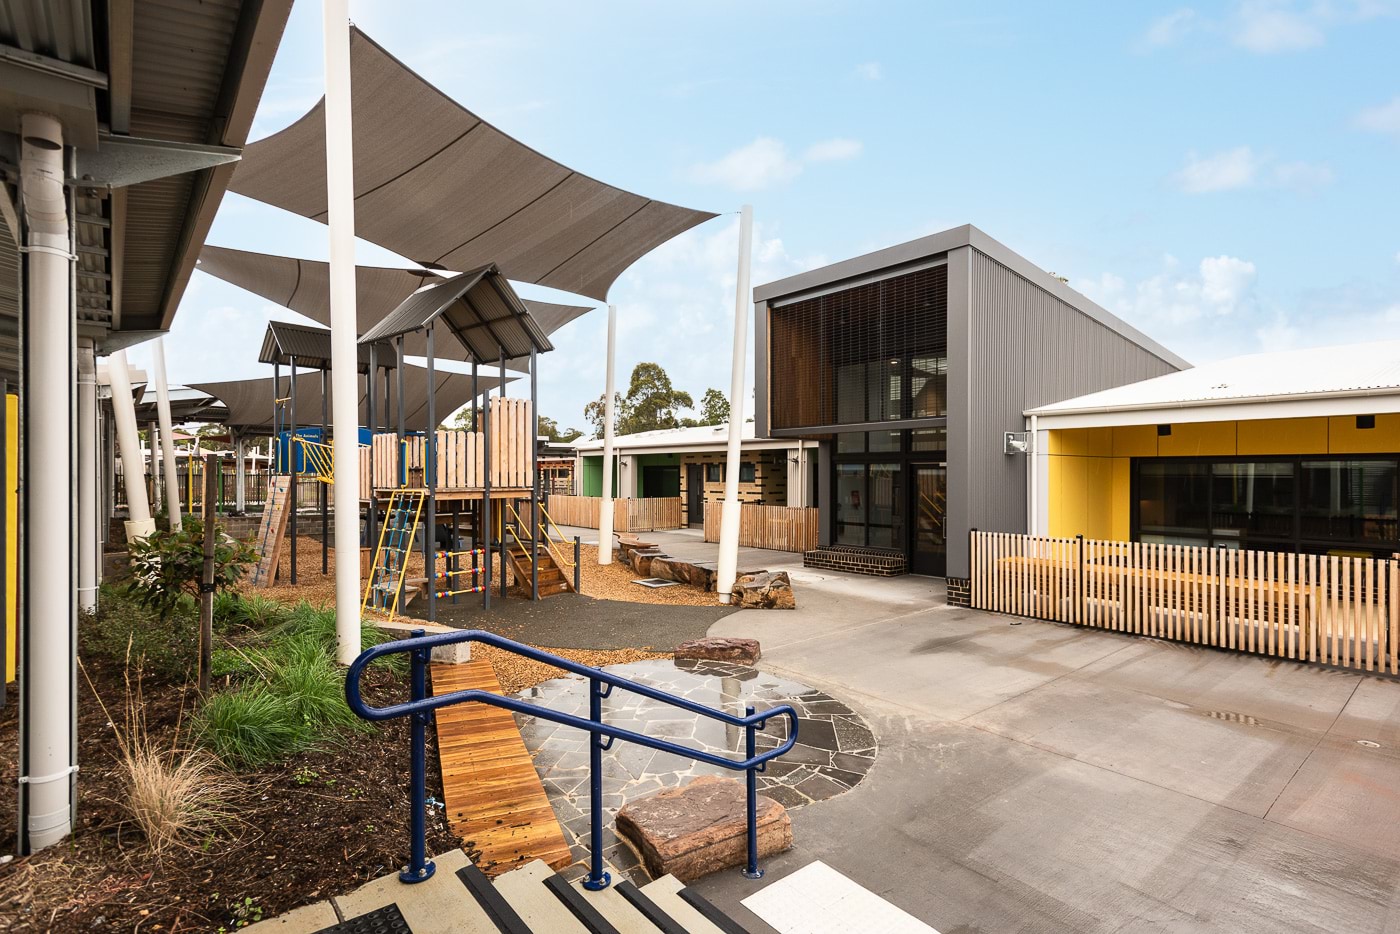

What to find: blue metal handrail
left=345, top=628, right=799, bottom=888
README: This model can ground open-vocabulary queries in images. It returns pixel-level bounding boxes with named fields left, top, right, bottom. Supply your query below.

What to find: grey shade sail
left=197, top=244, right=591, bottom=365
left=227, top=28, right=716, bottom=302
left=258, top=320, right=397, bottom=372
left=360, top=265, right=553, bottom=364
left=190, top=363, right=512, bottom=436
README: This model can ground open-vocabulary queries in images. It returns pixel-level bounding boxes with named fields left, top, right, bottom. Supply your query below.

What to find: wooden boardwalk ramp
left=431, top=658, right=573, bottom=877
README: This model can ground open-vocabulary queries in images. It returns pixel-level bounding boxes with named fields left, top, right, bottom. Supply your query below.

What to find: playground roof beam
left=258, top=320, right=397, bottom=373
left=196, top=244, right=591, bottom=368
left=227, top=28, right=715, bottom=302
left=359, top=264, right=553, bottom=364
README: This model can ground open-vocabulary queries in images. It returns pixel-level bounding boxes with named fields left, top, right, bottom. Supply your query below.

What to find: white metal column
left=234, top=433, right=246, bottom=514
left=597, top=303, right=617, bottom=563
left=18, top=112, right=78, bottom=852
left=716, top=205, right=754, bottom=602
left=76, top=337, right=97, bottom=613
left=151, top=337, right=180, bottom=530
left=324, top=0, right=362, bottom=665
left=107, top=350, right=153, bottom=542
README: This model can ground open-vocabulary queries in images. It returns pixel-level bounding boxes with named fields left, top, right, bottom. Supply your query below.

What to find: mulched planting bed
left=0, top=652, right=457, bottom=932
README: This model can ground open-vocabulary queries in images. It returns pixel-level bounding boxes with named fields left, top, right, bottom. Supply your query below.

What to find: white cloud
left=1233, top=1, right=1325, bottom=52
left=1174, top=146, right=1333, bottom=193
left=1356, top=95, right=1400, bottom=135
left=1079, top=254, right=1258, bottom=329
left=803, top=138, right=864, bottom=162
left=686, top=138, right=803, bottom=191
left=852, top=62, right=882, bottom=81
left=1142, top=8, right=1198, bottom=46
left=1175, top=147, right=1260, bottom=192
left=687, top=136, right=865, bottom=191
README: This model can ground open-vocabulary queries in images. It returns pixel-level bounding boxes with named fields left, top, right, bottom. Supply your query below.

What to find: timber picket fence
left=702, top=502, right=820, bottom=553
left=544, top=495, right=683, bottom=533
left=970, top=531, right=1399, bottom=675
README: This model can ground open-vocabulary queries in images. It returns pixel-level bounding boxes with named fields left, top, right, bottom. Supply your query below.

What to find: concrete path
left=691, top=569, right=1400, bottom=933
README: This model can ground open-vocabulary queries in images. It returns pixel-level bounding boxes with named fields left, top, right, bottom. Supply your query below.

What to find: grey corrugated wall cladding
left=947, top=249, right=1180, bottom=577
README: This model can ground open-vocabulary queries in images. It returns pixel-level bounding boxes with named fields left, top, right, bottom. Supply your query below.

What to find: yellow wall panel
left=1237, top=417, right=1328, bottom=455
left=1110, top=457, right=1132, bottom=540
left=1157, top=421, right=1236, bottom=457
left=1328, top=414, right=1400, bottom=454
left=1112, top=425, right=1158, bottom=458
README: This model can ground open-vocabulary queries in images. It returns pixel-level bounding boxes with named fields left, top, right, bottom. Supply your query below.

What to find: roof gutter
left=1025, top=385, right=1400, bottom=420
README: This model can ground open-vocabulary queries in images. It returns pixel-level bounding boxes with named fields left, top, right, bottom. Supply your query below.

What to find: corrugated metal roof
left=258, top=320, right=397, bottom=372
left=1028, top=341, right=1400, bottom=417
left=360, top=265, right=553, bottom=363
left=573, top=422, right=774, bottom=452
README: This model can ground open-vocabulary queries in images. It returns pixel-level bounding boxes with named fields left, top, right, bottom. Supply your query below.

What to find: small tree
left=539, top=415, right=583, bottom=443
left=584, top=392, right=627, bottom=438
left=128, top=518, right=256, bottom=620
left=697, top=388, right=730, bottom=426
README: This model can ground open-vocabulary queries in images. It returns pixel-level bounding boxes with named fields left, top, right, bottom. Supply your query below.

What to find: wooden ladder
left=248, top=475, right=292, bottom=588
left=362, top=488, right=428, bottom=615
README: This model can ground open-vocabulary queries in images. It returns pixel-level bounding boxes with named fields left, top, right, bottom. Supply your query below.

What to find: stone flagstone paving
left=511, top=658, right=876, bottom=883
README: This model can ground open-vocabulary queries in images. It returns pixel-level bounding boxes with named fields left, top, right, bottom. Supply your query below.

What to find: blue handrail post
left=400, top=630, right=437, bottom=884
left=742, top=704, right=764, bottom=880
left=582, top=677, right=612, bottom=891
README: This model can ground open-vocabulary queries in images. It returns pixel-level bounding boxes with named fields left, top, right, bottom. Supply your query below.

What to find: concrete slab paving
left=684, top=569, right=1400, bottom=932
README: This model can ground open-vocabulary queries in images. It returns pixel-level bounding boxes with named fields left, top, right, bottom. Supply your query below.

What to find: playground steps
left=506, top=542, right=572, bottom=597
left=244, top=850, right=760, bottom=933
left=431, top=658, right=573, bottom=877
left=249, top=475, right=292, bottom=588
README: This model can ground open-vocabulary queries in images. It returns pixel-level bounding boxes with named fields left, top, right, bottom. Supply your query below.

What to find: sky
left=130, top=0, right=1400, bottom=435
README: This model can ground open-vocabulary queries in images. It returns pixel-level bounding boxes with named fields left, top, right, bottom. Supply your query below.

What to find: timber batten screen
left=768, top=264, right=948, bottom=432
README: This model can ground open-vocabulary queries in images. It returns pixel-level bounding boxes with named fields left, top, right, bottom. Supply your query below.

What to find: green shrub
left=268, top=650, right=363, bottom=734
left=128, top=517, right=256, bottom=620
left=195, top=685, right=310, bottom=768
left=209, top=646, right=259, bottom=680
left=230, top=593, right=290, bottom=630
left=266, top=600, right=404, bottom=674
left=82, top=586, right=200, bottom=681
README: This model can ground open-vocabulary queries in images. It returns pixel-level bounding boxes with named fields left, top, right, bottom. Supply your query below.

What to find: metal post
left=321, top=368, right=329, bottom=575
left=199, top=454, right=219, bottom=695
left=152, top=337, right=182, bottom=530
left=425, top=326, right=437, bottom=623
left=530, top=347, right=539, bottom=600
left=234, top=433, right=246, bottom=514
left=324, top=0, right=363, bottom=665
left=598, top=304, right=616, bottom=564
left=717, top=205, right=754, bottom=603
left=583, top=678, right=612, bottom=891
left=289, top=355, right=298, bottom=584
left=108, top=350, right=153, bottom=541
left=149, top=420, right=161, bottom=514
left=742, top=704, right=763, bottom=879
left=76, top=341, right=98, bottom=613
left=366, top=346, right=378, bottom=563
left=574, top=536, right=581, bottom=594
left=400, top=629, right=436, bottom=883
left=483, top=368, right=492, bottom=610
left=396, top=336, right=405, bottom=440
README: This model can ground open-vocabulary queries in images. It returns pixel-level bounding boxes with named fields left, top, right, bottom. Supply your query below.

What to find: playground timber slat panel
left=431, top=658, right=574, bottom=877
left=369, top=398, right=532, bottom=492
left=249, top=475, right=291, bottom=587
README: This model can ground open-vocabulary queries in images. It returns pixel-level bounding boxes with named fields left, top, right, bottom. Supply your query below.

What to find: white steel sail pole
left=152, top=337, right=181, bottom=529
left=108, top=349, right=153, bottom=541
left=597, top=303, right=617, bottom=564
left=716, top=205, right=754, bottom=603
left=324, top=0, right=361, bottom=664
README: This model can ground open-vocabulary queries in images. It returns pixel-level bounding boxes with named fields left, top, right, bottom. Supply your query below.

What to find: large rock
left=614, top=775, right=791, bottom=883
left=732, top=571, right=796, bottom=610
left=675, top=637, right=761, bottom=665
left=648, top=555, right=684, bottom=583
left=629, top=548, right=667, bottom=577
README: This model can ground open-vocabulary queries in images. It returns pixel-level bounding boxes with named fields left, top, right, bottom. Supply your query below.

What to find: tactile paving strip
left=315, top=903, right=412, bottom=934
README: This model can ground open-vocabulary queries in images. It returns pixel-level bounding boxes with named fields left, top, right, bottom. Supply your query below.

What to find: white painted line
left=741, top=861, right=940, bottom=934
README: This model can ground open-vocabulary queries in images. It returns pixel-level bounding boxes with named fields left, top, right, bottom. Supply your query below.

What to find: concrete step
left=492, top=860, right=590, bottom=933
left=332, top=850, right=497, bottom=934
left=639, top=875, right=733, bottom=934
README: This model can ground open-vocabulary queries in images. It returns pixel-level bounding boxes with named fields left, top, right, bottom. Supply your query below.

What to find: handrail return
left=345, top=629, right=800, bottom=889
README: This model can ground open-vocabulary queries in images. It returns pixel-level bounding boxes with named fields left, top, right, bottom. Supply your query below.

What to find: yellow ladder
left=362, top=488, right=428, bottom=616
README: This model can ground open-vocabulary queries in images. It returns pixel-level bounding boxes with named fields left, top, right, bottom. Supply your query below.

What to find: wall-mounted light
left=1004, top=431, right=1029, bottom=455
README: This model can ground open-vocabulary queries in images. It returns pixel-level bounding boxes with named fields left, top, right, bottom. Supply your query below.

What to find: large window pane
left=1211, top=462, right=1294, bottom=542
left=868, top=430, right=901, bottom=452
left=835, top=464, right=865, bottom=546
left=867, top=463, right=901, bottom=548
left=1138, top=462, right=1209, bottom=533
left=836, top=363, right=865, bottom=423
left=1299, top=460, right=1398, bottom=544
left=868, top=359, right=902, bottom=421
left=911, top=356, right=947, bottom=418
left=911, top=428, right=946, bottom=452
left=836, top=431, right=865, bottom=454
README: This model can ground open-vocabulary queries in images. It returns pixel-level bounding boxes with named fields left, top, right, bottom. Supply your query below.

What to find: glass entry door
left=910, top=463, right=946, bottom=575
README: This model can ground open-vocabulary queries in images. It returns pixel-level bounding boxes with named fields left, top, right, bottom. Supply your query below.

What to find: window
left=705, top=463, right=722, bottom=483
left=739, top=462, right=756, bottom=483
left=1299, top=460, right=1397, bottom=543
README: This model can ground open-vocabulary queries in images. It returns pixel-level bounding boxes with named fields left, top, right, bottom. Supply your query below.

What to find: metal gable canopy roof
left=359, top=265, right=554, bottom=364
left=258, top=320, right=397, bottom=372
left=196, top=244, right=591, bottom=366
left=227, top=27, right=716, bottom=302
left=190, top=363, right=512, bottom=436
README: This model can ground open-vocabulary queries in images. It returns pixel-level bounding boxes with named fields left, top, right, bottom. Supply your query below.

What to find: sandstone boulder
left=629, top=548, right=667, bottom=576
left=614, top=775, right=791, bottom=883
left=675, top=637, right=761, bottom=665
left=732, top=571, right=796, bottom=610
left=648, top=555, right=684, bottom=583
